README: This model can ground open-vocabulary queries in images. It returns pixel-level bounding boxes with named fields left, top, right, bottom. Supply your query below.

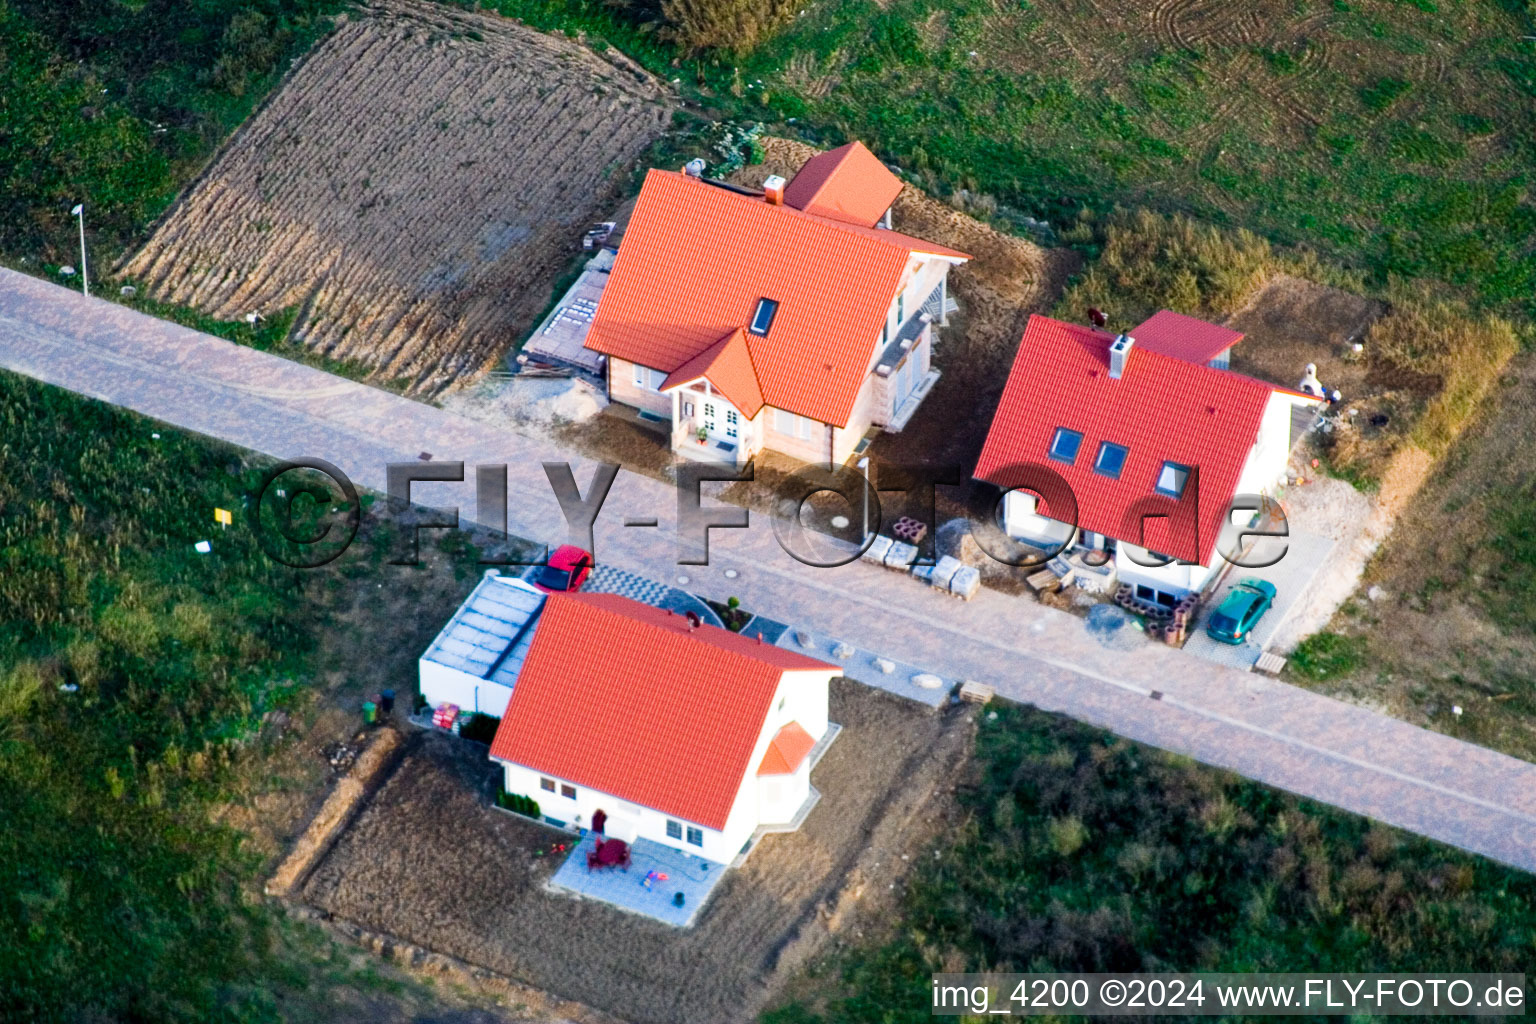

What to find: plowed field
left=120, top=0, right=671, bottom=395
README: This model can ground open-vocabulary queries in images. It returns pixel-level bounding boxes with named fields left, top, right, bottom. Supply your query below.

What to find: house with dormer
left=487, top=592, right=839, bottom=865
left=973, top=312, right=1322, bottom=608
left=583, top=142, right=971, bottom=466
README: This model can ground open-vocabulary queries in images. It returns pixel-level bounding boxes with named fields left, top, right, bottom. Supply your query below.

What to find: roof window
left=1048, top=427, right=1083, bottom=465
left=749, top=298, right=779, bottom=336
left=1094, top=442, right=1128, bottom=479
left=1155, top=461, right=1191, bottom=497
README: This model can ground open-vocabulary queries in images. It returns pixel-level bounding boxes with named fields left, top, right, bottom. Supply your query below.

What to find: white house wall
left=757, top=759, right=812, bottom=824
left=418, top=659, right=514, bottom=717
left=494, top=665, right=836, bottom=865
left=1112, top=548, right=1218, bottom=600
left=1235, top=391, right=1304, bottom=501
left=1002, top=490, right=1079, bottom=549
left=879, top=256, right=949, bottom=354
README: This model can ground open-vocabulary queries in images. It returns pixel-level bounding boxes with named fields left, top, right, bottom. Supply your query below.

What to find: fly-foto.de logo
left=246, top=456, right=1293, bottom=573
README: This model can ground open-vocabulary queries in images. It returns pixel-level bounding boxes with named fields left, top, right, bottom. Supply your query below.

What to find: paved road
left=5, top=267, right=1536, bottom=871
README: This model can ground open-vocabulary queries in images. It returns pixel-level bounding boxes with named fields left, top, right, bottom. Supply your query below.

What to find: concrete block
left=884, top=541, right=918, bottom=569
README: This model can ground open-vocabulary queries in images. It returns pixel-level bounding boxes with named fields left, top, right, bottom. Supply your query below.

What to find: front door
left=700, top=399, right=736, bottom=448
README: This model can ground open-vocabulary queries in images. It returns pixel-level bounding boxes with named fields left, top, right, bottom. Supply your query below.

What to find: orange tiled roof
left=661, top=327, right=764, bottom=417
left=488, top=593, right=836, bottom=831
left=1131, top=310, right=1245, bottom=365
left=757, top=721, right=816, bottom=776
left=782, top=141, right=903, bottom=228
left=584, top=166, right=968, bottom=427
left=974, top=315, right=1284, bottom=566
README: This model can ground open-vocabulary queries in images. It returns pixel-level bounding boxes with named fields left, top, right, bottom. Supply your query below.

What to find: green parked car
left=1205, top=578, right=1277, bottom=644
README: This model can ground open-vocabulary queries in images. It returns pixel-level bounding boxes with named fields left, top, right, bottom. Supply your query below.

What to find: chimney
left=763, top=174, right=786, bottom=205
left=1109, top=333, right=1134, bottom=379
left=683, top=158, right=706, bottom=178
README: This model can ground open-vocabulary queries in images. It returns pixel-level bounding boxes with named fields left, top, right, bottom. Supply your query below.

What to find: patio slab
left=581, top=564, right=724, bottom=627
left=548, top=833, right=726, bottom=928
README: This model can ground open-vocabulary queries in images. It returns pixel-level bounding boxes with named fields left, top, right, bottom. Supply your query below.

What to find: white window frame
left=1048, top=427, right=1083, bottom=464
left=686, top=826, right=704, bottom=847
left=665, top=819, right=683, bottom=840
left=1094, top=441, right=1129, bottom=479
left=631, top=364, right=667, bottom=391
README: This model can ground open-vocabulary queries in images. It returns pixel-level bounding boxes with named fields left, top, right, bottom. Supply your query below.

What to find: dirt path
left=7, top=267, right=1536, bottom=878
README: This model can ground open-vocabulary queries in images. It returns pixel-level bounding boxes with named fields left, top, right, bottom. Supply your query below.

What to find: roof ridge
left=662, top=169, right=955, bottom=258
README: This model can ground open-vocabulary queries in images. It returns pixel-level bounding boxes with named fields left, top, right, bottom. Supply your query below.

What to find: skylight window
left=1155, top=461, right=1191, bottom=497
left=1048, top=427, right=1083, bottom=465
left=749, top=298, right=779, bottom=336
left=1094, top=441, right=1128, bottom=479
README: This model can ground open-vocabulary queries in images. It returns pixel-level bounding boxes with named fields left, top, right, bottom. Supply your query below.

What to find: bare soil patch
left=1226, top=273, right=1419, bottom=476
left=300, top=680, right=974, bottom=1023
left=1226, top=273, right=1385, bottom=398
left=120, top=0, right=672, bottom=396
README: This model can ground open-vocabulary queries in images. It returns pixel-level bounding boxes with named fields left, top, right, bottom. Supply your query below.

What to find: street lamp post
left=857, top=456, right=872, bottom=540
left=70, top=204, right=88, bottom=296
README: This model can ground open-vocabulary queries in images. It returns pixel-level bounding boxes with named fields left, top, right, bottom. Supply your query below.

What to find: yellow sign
left=214, top=508, right=233, bottom=527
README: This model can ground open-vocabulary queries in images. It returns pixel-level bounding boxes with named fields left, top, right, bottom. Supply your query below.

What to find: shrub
left=458, top=712, right=500, bottom=745
left=1368, top=284, right=1519, bottom=456
left=1360, top=76, right=1412, bottom=111
left=656, top=0, right=793, bottom=54
left=1055, top=208, right=1282, bottom=327
left=496, top=788, right=541, bottom=818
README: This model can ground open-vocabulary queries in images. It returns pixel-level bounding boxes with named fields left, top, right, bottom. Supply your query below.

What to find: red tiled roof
left=488, top=592, right=835, bottom=831
left=757, top=721, right=816, bottom=776
left=661, top=327, right=764, bottom=417
left=1131, top=310, right=1244, bottom=365
left=584, top=167, right=968, bottom=427
left=973, top=315, right=1279, bottom=566
left=782, top=141, right=902, bottom=227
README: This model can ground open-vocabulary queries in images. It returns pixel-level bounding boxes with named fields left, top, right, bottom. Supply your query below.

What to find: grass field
left=492, top=0, right=1536, bottom=316
left=762, top=702, right=1536, bottom=1023
left=1287, top=351, right=1536, bottom=762
left=1, top=0, right=344, bottom=269
left=0, top=368, right=530, bottom=1022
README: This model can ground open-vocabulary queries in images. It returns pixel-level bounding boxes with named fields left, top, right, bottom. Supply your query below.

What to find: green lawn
left=1, top=0, right=343, bottom=270
left=0, top=369, right=503, bottom=1021
left=764, top=702, right=1536, bottom=1023
left=491, top=0, right=1536, bottom=315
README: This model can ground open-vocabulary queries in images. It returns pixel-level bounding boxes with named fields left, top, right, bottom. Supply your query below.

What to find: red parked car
left=527, top=544, right=593, bottom=594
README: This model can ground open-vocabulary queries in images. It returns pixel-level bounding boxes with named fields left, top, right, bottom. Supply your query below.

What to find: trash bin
left=361, top=700, right=378, bottom=725
left=379, top=689, right=395, bottom=715
left=673, top=891, right=686, bottom=908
